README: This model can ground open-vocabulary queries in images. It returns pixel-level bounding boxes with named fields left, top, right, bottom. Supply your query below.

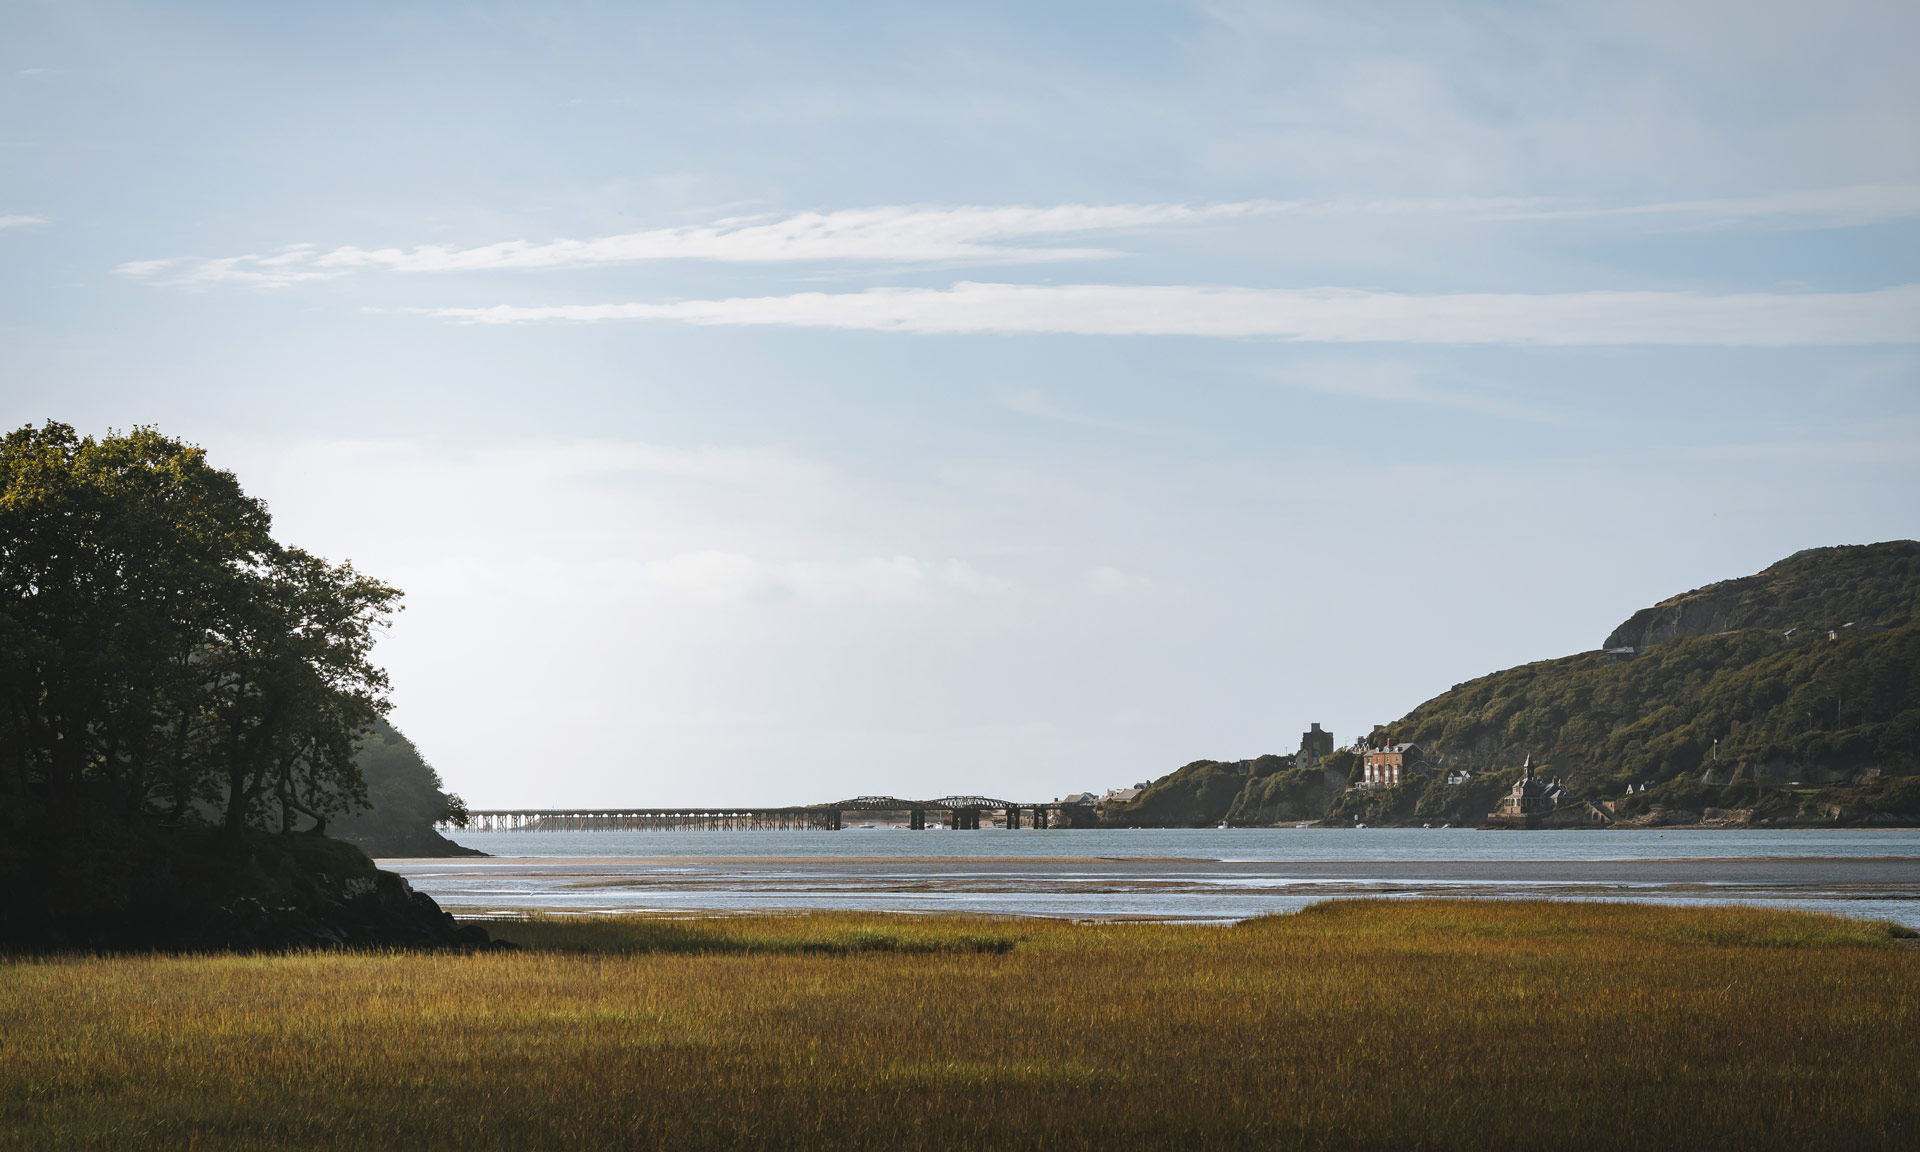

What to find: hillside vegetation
left=1106, top=542, right=1920, bottom=828
left=329, top=719, right=479, bottom=858
left=1605, top=540, right=1919, bottom=649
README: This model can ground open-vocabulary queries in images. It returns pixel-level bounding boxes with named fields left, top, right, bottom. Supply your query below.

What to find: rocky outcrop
left=1603, top=540, right=1918, bottom=649
left=336, top=823, right=483, bottom=860
left=0, top=823, right=502, bottom=953
left=1225, top=766, right=1350, bottom=825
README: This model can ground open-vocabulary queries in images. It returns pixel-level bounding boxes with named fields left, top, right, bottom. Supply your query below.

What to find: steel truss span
left=450, top=796, right=1092, bottom=832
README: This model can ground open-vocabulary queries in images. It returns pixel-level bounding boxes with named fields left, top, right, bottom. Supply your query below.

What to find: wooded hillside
left=1105, top=543, right=1920, bottom=828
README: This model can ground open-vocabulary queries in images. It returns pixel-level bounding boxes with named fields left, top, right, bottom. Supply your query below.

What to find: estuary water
left=383, top=827, right=1920, bottom=927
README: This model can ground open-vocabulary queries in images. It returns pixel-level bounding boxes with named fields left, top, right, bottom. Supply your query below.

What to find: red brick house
left=1362, top=743, right=1427, bottom=788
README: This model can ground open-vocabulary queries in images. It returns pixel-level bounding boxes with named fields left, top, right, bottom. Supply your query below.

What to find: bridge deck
left=454, top=797, right=1092, bottom=832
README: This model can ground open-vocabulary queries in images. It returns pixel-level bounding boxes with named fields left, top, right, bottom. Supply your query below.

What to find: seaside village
left=1086, top=722, right=1569, bottom=825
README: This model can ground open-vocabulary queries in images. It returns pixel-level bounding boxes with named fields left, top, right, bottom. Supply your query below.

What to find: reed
left=2, top=900, right=1915, bottom=1151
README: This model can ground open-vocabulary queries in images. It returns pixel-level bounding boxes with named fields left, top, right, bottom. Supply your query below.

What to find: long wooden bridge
left=451, top=795, right=1095, bottom=832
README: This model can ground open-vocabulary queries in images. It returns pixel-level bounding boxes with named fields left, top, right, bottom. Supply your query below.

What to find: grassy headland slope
left=1107, top=542, right=1920, bottom=827
left=1101, top=753, right=1358, bottom=828
left=1365, top=543, right=1920, bottom=826
left=1104, top=756, right=1288, bottom=827
left=1605, top=540, right=1920, bottom=649
left=4, top=902, right=1915, bottom=1151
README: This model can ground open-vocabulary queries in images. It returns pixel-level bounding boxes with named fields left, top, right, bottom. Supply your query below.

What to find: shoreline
left=383, top=853, right=1920, bottom=927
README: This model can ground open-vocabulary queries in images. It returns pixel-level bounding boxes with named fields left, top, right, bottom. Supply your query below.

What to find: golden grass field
left=3, top=899, right=1917, bottom=1151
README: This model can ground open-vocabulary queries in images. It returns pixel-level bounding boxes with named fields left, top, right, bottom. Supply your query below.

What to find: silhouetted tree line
left=1, top=422, right=397, bottom=836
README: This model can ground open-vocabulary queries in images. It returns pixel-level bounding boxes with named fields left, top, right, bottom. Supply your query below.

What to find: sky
left=2, top=0, right=1917, bottom=807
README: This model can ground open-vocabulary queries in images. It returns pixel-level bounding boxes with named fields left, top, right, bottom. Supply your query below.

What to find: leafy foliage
left=1224, top=762, right=1343, bottom=825
left=0, top=422, right=399, bottom=835
left=1102, top=757, right=1272, bottom=827
left=1117, top=543, right=1920, bottom=826
left=1382, top=625, right=1920, bottom=798
left=329, top=719, right=480, bottom=857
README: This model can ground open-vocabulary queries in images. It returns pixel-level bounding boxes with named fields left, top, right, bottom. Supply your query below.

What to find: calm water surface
left=399, top=827, right=1920, bottom=927
left=440, top=825, right=1920, bottom=862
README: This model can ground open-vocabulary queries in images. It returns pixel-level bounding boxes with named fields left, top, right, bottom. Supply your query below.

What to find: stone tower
left=1298, top=722, right=1334, bottom=766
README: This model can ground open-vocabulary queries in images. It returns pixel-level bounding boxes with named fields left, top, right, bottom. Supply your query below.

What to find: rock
left=0, top=823, right=493, bottom=954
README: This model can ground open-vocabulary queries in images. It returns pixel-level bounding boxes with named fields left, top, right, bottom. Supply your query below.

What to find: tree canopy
left=0, top=422, right=400, bottom=836
left=329, top=718, right=479, bottom=857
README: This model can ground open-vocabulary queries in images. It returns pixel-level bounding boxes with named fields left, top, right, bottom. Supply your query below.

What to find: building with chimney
left=1298, top=722, right=1334, bottom=766
left=1362, top=742, right=1426, bottom=787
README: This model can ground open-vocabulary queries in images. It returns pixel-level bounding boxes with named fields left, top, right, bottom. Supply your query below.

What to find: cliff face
left=1604, top=540, right=1919, bottom=649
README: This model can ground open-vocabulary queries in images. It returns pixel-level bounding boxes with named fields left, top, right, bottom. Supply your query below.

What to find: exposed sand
left=383, top=854, right=1920, bottom=923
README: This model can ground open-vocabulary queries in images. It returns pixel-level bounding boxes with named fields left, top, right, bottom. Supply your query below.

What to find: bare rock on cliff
left=1604, top=540, right=1919, bottom=650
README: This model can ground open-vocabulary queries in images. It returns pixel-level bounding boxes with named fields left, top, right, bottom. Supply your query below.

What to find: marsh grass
left=492, top=913, right=1020, bottom=955
left=2, top=900, right=1917, bottom=1150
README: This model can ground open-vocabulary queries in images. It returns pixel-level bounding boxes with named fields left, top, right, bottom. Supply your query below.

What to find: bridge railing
left=445, top=798, right=1095, bottom=833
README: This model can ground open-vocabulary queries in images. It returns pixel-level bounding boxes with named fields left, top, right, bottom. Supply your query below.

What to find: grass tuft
left=2, top=900, right=1916, bottom=1151
left=485, top=912, right=1020, bottom=955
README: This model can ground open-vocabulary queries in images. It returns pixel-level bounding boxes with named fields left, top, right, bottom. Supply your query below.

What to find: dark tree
left=0, top=422, right=398, bottom=835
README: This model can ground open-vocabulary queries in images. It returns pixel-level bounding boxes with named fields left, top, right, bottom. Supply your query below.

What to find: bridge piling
left=451, top=795, right=1093, bottom=834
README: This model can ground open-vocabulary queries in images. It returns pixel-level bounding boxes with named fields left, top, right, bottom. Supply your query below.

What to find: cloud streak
left=118, top=202, right=1276, bottom=287
left=0, top=215, right=45, bottom=231
left=644, top=550, right=1009, bottom=605
left=1503, top=184, right=1920, bottom=229
left=419, top=281, right=1920, bottom=346
left=116, top=186, right=1920, bottom=288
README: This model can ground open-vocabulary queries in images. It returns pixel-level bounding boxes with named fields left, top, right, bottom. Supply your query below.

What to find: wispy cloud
left=1000, top=388, right=1166, bottom=435
left=118, top=202, right=1277, bottom=287
left=1679, top=433, right=1920, bottom=464
left=645, top=550, right=1009, bottom=605
left=118, top=186, right=1920, bottom=290
left=419, top=281, right=1920, bottom=347
left=0, top=215, right=46, bottom=231
left=315, top=202, right=1270, bottom=269
left=1278, top=359, right=1559, bottom=422
left=115, top=246, right=335, bottom=290
left=1501, top=184, right=1920, bottom=229
left=1086, top=566, right=1151, bottom=596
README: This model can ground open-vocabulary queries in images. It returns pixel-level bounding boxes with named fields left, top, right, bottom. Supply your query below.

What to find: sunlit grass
left=2, top=900, right=1916, bottom=1150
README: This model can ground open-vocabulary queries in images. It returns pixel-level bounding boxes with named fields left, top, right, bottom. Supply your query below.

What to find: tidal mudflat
left=398, top=827, right=1920, bottom=925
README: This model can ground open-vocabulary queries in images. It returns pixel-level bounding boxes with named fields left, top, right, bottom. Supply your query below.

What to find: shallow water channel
left=382, top=827, right=1920, bottom=927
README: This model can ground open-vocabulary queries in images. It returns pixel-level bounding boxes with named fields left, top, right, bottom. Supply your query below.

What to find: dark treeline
left=1, top=422, right=490, bottom=950
left=1, top=422, right=397, bottom=835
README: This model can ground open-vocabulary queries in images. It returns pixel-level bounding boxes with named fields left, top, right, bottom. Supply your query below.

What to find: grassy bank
left=3, top=901, right=1917, bottom=1150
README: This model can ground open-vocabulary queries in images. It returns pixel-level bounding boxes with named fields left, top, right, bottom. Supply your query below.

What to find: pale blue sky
left=3, top=1, right=1916, bottom=805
